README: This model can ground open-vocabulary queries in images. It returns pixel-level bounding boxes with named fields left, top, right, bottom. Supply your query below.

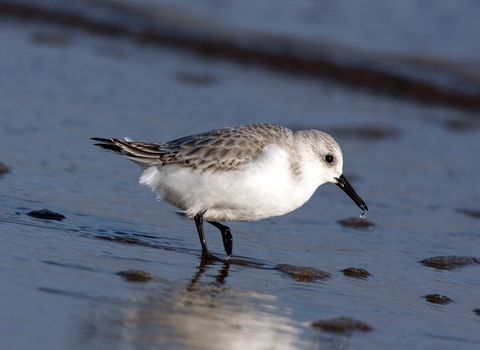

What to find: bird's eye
left=325, top=155, right=334, bottom=163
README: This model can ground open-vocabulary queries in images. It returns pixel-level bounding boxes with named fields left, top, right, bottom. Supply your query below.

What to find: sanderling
left=92, top=123, right=367, bottom=260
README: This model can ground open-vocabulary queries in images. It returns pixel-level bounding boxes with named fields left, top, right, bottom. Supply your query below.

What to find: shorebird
left=92, top=123, right=367, bottom=260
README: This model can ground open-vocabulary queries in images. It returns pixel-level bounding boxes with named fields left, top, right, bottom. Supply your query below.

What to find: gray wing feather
left=104, top=124, right=293, bottom=172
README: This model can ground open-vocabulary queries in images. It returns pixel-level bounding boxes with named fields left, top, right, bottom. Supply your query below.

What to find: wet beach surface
left=1, top=1, right=480, bottom=349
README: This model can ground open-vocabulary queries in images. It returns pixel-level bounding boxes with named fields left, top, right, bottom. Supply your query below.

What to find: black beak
left=335, top=174, right=368, bottom=211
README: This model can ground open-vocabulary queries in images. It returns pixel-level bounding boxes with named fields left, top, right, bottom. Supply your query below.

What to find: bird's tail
left=91, top=137, right=165, bottom=168
left=91, top=137, right=123, bottom=154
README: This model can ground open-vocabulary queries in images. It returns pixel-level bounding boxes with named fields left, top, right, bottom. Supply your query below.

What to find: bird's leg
left=208, top=221, right=233, bottom=257
left=194, top=213, right=215, bottom=260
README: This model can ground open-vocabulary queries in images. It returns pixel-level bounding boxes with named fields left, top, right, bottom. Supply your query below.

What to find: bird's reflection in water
left=164, top=259, right=314, bottom=350
left=76, top=258, right=318, bottom=350
left=187, top=257, right=231, bottom=289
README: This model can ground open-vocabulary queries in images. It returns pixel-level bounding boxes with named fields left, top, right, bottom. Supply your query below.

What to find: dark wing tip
left=91, top=137, right=111, bottom=142
left=91, top=137, right=122, bottom=153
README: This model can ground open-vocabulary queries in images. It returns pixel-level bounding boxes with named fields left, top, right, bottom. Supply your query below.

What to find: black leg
left=194, top=213, right=215, bottom=260
left=208, top=221, right=233, bottom=257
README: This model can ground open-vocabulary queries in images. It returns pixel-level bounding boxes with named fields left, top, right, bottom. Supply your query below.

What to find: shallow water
left=102, top=0, right=480, bottom=62
left=1, top=4, right=480, bottom=350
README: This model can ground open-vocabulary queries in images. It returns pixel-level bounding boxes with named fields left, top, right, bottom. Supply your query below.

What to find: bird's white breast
left=140, top=143, right=320, bottom=222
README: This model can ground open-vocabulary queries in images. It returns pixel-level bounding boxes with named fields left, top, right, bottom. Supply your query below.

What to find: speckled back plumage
left=100, top=124, right=293, bottom=173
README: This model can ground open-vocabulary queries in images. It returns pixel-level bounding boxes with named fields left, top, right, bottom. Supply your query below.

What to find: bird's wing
left=93, top=124, right=293, bottom=172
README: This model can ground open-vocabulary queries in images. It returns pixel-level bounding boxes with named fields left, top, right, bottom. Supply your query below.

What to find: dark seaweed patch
left=424, top=294, right=452, bottom=305
left=312, top=317, right=373, bottom=333
left=0, top=162, right=9, bottom=176
left=420, top=256, right=479, bottom=270
left=457, top=208, right=480, bottom=219
left=117, top=270, right=156, bottom=282
left=27, top=209, right=65, bottom=221
left=342, top=267, right=371, bottom=279
left=276, top=264, right=330, bottom=282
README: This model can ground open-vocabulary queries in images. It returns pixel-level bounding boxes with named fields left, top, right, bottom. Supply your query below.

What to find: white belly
left=139, top=145, right=319, bottom=222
